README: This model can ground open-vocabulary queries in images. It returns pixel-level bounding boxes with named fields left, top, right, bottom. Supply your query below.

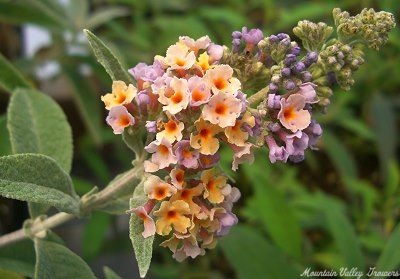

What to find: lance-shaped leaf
left=34, top=239, right=96, bottom=279
left=0, top=154, right=79, bottom=215
left=375, top=224, right=400, bottom=277
left=129, top=181, right=154, bottom=278
left=7, top=88, right=73, bottom=173
left=0, top=53, right=33, bottom=93
left=104, top=266, right=122, bottom=279
left=84, top=29, right=133, bottom=83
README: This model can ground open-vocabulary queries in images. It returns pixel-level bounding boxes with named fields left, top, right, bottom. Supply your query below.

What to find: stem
left=0, top=159, right=144, bottom=248
left=248, top=86, right=269, bottom=106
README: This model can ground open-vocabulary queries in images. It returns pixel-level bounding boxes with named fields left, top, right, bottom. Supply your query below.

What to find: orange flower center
left=155, top=186, right=167, bottom=200
left=213, top=77, right=227, bottom=90
left=283, top=107, right=295, bottom=121
left=116, top=93, right=127, bottom=104
left=199, top=128, right=210, bottom=138
left=158, top=145, right=169, bottom=155
left=180, top=189, right=190, bottom=199
left=119, top=115, right=131, bottom=127
left=175, top=171, right=184, bottom=183
left=192, top=89, right=204, bottom=102
left=206, top=180, right=215, bottom=190
left=171, top=92, right=183, bottom=104
left=183, top=150, right=192, bottom=158
left=167, top=210, right=177, bottom=219
left=215, top=103, right=227, bottom=115
left=165, top=120, right=178, bottom=132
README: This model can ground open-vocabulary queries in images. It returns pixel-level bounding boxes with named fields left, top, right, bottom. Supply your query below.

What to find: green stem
left=248, top=86, right=269, bottom=106
left=0, top=159, right=144, bottom=248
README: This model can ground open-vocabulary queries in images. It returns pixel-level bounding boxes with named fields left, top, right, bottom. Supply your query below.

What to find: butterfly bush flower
left=101, top=81, right=137, bottom=110
left=99, top=12, right=395, bottom=263
left=106, top=105, right=135, bottom=134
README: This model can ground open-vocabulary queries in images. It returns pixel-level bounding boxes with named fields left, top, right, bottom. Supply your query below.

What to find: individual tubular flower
left=156, top=119, right=185, bottom=144
left=179, top=35, right=211, bottom=54
left=106, top=105, right=135, bottom=134
left=202, top=92, right=242, bottom=128
left=278, top=93, right=311, bottom=133
left=203, top=65, right=241, bottom=95
left=231, top=143, right=255, bottom=171
left=132, top=206, right=156, bottom=238
left=188, top=76, right=211, bottom=107
left=164, top=43, right=196, bottom=70
left=265, top=135, right=289, bottom=163
left=190, top=118, right=222, bottom=155
left=154, top=200, right=192, bottom=235
left=159, top=77, right=190, bottom=115
left=144, top=138, right=178, bottom=172
left=174, top=140, right=199, bottom=169
left=101, top=80, right=137, bottom=110
left=144, top=175, right=177, bottom=201
left=224, top=111, right=255, bottom=146
left=170, top=184, right=203, bottom=215
left=170, top=168, right=185, bottom=189
left=196, top=52, right=211, bottom=73
left=200, top=169, right=230, bottom=204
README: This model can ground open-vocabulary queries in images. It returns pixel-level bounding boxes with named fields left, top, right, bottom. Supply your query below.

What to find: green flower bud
left=293, top=20, right=334, bottom=51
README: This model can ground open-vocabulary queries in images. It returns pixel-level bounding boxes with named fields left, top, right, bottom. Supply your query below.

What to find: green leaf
left=103, top=266, right=122, bottom=279
left=0, top=269, right=25, bottom=279
left=34, top=239, right=96, bottom=279
left=0, top=52, right=32, bottom=93
left=0, top=154, right=79, bottom=215
left=122, top=127, right=145, bottom=158
left=0, top=239, right=35, bottom=277
left=7, top=88, right=73, bottom=174
left=84, top=29, right=133, bottom=83
left=323, top=201, right=365, bottom=271
left=86, top=8, right=129, bottom=29
left=26, top=0, right=69, bottom=30
left=82, top=212, right=111, bottom=260
left=242, top=152, right=302, bottom=259
left=63, top=65, right=102, bottom=145
left=0, top=115, right=11, bottom=156
left=0, top=2, right=65, bottom=30
left=384, top=161, right=400, bottom=197
left=374, top=224, right=400, bottom=277
left=220, top=225, right=301, bottom=279
left=129, top=181, right=153, bottom=278
left=370, top=94, right=397, bottom=180
left=322, top=131, right=358, bottom=179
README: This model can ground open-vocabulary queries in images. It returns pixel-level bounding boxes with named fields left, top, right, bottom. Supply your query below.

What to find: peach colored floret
left=159, top=77, right=190, bottom=115
left=154, top=200, right=192, bottom=235
left=101, top=80, right=137, bottom=110
left=132, top=206, right=156, bottom=238
left=202, top=92, right=242, bottom=128
left=144, top=175, right=177, bottom=201
left=156, top=119, right=184, bottom=144
left=224, top=111, right=255, bottom=146
left=203, top=65, right=241, bottom=95
left=190, top=118, right=222, bottom=155
left=200, top=169, right=230, bottom=204
left=278, top=93, right=311, bottom=133
left=165, top=43, right=196, bottom=70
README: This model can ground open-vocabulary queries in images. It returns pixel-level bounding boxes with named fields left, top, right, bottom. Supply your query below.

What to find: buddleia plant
left=0, top=7, right=395, bottom=279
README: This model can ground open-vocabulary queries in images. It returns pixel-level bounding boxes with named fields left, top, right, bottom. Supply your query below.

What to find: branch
left=0, top=161, right=144, bottom=248
left=248, top=86, right=269, bottom=106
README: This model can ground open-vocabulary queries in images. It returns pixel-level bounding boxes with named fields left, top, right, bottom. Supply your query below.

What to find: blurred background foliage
left=0, top=0, right=399, bottom=278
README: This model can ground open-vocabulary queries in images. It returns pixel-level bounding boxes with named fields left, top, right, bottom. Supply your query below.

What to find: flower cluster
left=99, top=8, right=395, bottom=262
left=101, top=36, right=253, bottom=260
